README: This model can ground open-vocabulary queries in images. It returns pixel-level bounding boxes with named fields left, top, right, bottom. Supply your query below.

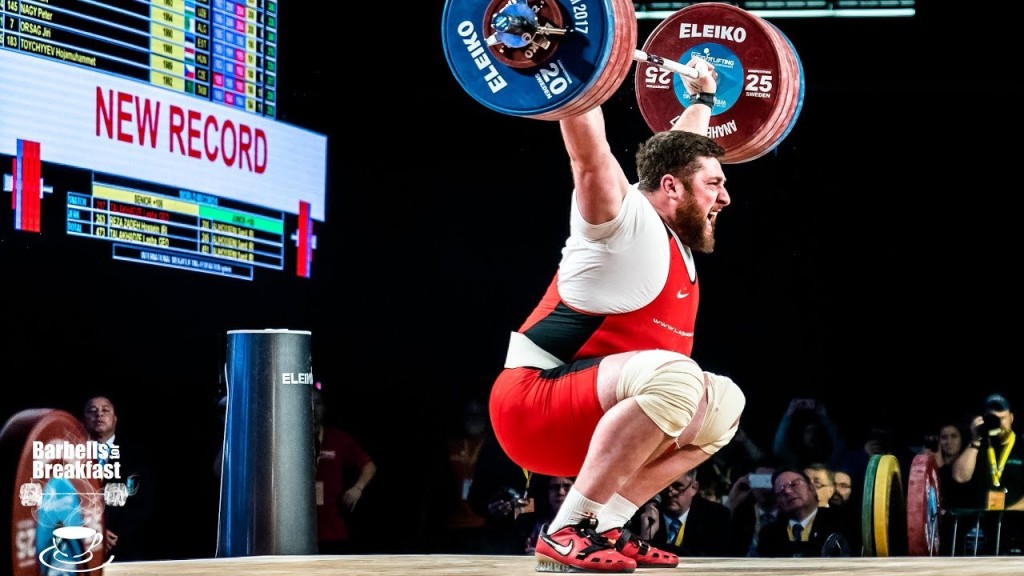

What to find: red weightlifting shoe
left=601, top=527, right=679, bottom=568
left=535, top=517, right=636, bottom=573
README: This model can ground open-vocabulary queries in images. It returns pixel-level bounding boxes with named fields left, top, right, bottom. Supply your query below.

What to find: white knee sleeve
left=692, top=372, right=746, bottom=454
left=615, top=350, right=705, bottom=437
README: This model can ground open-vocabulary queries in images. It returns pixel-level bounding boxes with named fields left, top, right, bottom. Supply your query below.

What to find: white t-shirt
left=558, top=184, right=695, bottom=314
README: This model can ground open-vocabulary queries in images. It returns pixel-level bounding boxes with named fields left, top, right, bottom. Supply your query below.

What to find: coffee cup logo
left=39, top=524, right=115, bottom=572
left=53, top=525, right=103, bottom=558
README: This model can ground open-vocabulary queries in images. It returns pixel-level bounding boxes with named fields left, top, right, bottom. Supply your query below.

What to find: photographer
left=951, top=394, right=1024, bottom=554
left=771, top=398, right=846, bottom=471
left=467, top=431, right=536, bottom=554
left=726, top=462, right=779, bottom=556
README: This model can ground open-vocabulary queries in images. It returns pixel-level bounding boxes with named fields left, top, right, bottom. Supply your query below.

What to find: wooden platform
left=103, top=554, right=1024, bottom=576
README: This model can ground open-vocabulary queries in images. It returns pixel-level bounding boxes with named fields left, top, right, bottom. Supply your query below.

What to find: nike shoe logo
left=676, top=290, right=689, bottom=299
left=540, top=532, right=574, bottom=557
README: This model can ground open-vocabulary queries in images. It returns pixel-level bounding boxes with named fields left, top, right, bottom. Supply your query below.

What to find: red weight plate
left=729, top=20, right=801, bottom=163
left=1, top=409, right=106, bottom=576
left=907, top=453, right=942, bottom=556
left=635, top=3, right=786, bottom=161
left=723, top=16, right=797, bottom=163
left=718, top=11, right=796, bottom=161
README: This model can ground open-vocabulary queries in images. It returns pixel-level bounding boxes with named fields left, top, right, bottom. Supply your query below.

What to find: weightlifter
left=489, top=55, right=746, bottom=573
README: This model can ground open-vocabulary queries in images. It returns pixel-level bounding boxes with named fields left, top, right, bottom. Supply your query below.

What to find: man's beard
left=674, top=198, right=715, bottom=253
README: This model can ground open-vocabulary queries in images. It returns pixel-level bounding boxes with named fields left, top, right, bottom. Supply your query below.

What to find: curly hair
left=635, top=131, right=724, bottom=192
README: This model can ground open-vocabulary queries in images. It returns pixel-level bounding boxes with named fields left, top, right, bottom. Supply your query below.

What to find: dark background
left=1, top=0, right=1004, bottom=559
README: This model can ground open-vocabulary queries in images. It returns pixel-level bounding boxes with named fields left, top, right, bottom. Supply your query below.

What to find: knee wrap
left=692, top=372, right=746, bottom=454
left=615, top=350, right=705, bottom=438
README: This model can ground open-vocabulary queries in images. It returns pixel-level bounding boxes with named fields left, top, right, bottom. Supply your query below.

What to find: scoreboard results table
left=67, top=179, right=285, bottom=280
left=1, top=0, right=279, bottom=116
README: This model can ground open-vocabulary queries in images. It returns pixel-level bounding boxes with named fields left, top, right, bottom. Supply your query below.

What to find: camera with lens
left=494, top=486, right=528, bottom=506
left=981, top=413, right=1002, bottom=437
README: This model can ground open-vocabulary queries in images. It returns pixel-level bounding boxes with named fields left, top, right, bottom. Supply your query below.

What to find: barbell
left=19, top=481, right=130, bottom=507
left=441, top=0, right=804, bottom=163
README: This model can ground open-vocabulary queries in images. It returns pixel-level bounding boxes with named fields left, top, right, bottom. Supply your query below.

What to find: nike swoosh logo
left=540, top=532, right=574, bottom=557
left=676, top=290, right=689, bottom=299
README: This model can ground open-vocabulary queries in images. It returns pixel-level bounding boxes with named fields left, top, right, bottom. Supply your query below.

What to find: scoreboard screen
left=1, top=0, right=325, bottom=280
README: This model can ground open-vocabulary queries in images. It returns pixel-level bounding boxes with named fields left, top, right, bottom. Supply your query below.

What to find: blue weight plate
left=442, top=0, right=617, bottom=117
left=770, top=23, right=805, bottom=150
left=533, top=0, right=636, bottom=120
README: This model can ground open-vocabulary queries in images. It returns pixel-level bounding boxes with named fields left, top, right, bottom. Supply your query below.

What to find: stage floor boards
left=104, top=554, right=1024, bottom=576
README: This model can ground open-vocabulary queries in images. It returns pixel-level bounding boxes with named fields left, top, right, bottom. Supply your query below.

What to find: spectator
left=81, top=395, right=155, bottom=561
left=922, top=418, right=970, bottom=555
left=772, top=398, right=846, bottom=471
left=930, top=422, right=967, bottom=468
left=523, top=476, right=575, bottom=554
left=467, top=431, right=536, bottom=554
left=804, top=463, right=836, bottom=508
left=629, top=467, right=731, bottom=557
left=925, top=419, right=972, bottom=510
left=313, top=387, right=377, bottom=554
left=757, top=468, right=859, bottom=557
left=726, top=461, right=778, bottom=557
left=829, top=469, right=854, bottom=508
left=443, top=397, right=489, bottom=552
left=951, top=394, right=1024, bottom=554
left=819, top=465, right=861, bottom=552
